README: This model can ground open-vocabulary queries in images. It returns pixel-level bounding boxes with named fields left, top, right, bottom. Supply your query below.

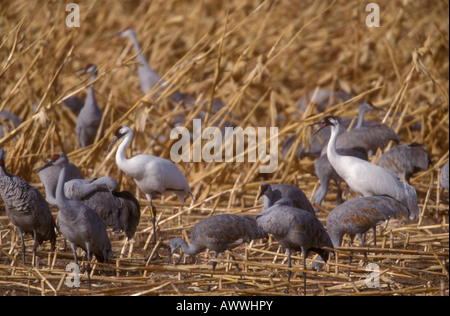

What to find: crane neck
left=172, top=237, right=203, bottom=255
left=115, top=130, right=134, bottom=174
left=55, top=163, right=69, bottom=206
left=326, top=123, right=341, bottom=163
left=127, top=32, right=150, bottom=69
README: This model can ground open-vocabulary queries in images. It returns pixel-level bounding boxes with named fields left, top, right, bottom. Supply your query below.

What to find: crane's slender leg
left=33, top=229, right=38, bottom=267
left=69, top=242, right=80, bottom=292
left=348, top=235, right=355, bottom=276
left=286, top=248, right=292, bottom=293
left=372, top=227, right=377, bottom=247
left=145, top=193, right=157, bottom=244
left=85, top=242, right=92, bottom=291
left=229, top=254, right=245, bottom=288
left=359, top=233, right=368, bottom=264
left=17, top=227, right=26, bottom=265
left=301, top=247, right=307, bottom=296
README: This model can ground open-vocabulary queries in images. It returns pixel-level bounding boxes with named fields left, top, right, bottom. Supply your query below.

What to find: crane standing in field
left=256, top=198, right=333, bottom=295
left=108, top=125, right=193, bottom=244
left=112, top=28, right=235, bottom=130
left=76, top=63, right=103, bottom=148
left=39, top=153, right=113, bottom=290
left=167, top=214, right=267, bottom=283
left=311, top=116, right=419, bottom=219
left=0, top=147, right=57, bottom=266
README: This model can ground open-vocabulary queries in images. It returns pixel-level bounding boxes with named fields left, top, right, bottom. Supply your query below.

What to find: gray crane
left=377, top=143, right=431, bottom=183
left=39, top=153, right=113, bottom=290
left=312, top=147, right=368, bottom=209
left=311, top=116, right=419, bottom=219
left=76, top=63, right=103, bottom=148
left=167, top=213, right=267, bottom=281
left=108, top=125, right=193, bottom=244
left=112, top=28, right=183, bottom=100
left=37, top=156, right=140, bottom=240
left=0, top=147, right=57, bottom=265
left=0, top=110, right=23, bottom=139
left=298, top=89, right=352, bottom=113
left=256, top=198, right=333, bottom=295
left=112, top=28, right=235, bottom=130
left=325, top=196, right=410, bottom=274
left=257, top=182, right=315, bottom=214
left=441, top=161, right=449, bottom=192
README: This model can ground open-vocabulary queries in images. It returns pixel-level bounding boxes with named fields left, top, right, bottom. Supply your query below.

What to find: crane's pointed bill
left=36, top=160, right=54, bottom=173
left=309, top=121, right=325, bottom=136
left=107, top=136, right=119, bottom=153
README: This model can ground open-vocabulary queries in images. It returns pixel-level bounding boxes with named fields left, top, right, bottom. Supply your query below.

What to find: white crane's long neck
left=326, top=124, right=341, bottom=164
left=115, top=132, right=134, bottom=175
left=55, top=164, right=69, bottom=206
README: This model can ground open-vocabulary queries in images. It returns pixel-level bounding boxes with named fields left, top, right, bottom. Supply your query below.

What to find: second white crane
left=311, top=116, right=419, bottom=219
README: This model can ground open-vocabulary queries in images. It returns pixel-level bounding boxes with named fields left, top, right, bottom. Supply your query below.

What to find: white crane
left=107, top=125, right=193, bottom=244
left=311, top=116, right=419, bottom=219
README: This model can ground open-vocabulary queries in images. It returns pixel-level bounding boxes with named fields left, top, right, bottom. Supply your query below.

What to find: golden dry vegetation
left=0, top=0, right=448, bottom=296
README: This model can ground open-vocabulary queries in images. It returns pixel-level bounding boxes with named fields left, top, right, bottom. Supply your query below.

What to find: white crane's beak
left=107, top=136, right=119, bottom=153
left=308, top=121, right=325, bottom=136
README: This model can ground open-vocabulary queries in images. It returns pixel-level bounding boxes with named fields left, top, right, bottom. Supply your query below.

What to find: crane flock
left=0, top=26, right=445, bottom=295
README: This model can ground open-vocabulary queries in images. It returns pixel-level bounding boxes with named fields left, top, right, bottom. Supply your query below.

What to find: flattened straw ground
left=0, top=0, right=448, bottom=296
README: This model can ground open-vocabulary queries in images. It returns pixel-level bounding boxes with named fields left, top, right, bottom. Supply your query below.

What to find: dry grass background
left=0, top=0, right=448, bottom=296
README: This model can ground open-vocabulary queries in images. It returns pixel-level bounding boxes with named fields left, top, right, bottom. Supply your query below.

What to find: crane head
left=310, top=115, right=339, bottom=136
left=257, top=182, right=272, bottom=200
left=107, top=125, right=130, bottom=152
left=36, top=153, right=68, bottom=173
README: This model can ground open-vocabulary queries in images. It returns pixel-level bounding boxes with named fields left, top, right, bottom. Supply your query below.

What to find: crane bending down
left=256, top=198, right=332, bottom=295
left=0, top=148, right=57, bottom=265
left=40, top=153, right=113, bottom=290
left=108, top=125, right=193, bottom=244
left=313, top=195, right=410, bottom=273
left=258, top=182, right=315, bottom=214
left=37, top=156, right=140, bottom=240
left=311, top=116, right=419, bottom=219
left=167, top=214, right=267, bottom=280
